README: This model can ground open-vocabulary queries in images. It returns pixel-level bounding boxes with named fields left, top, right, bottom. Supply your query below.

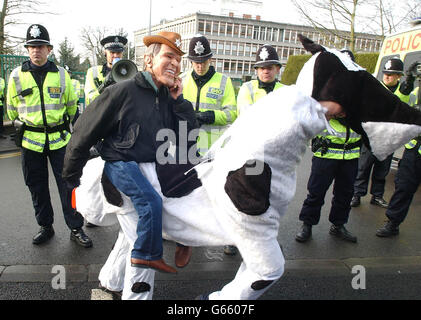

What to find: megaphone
left=97, top=59, right=138, bottom=93
left=111, top=59, right=138, bottom=82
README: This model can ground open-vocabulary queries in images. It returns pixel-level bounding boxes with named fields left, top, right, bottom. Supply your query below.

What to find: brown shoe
left=130, top=258, right=177, bottom=274
left=175, top=245, right=192, bottom=268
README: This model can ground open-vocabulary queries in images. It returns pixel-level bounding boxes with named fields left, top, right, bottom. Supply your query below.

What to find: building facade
left=134, top=12, right=382, bottom=85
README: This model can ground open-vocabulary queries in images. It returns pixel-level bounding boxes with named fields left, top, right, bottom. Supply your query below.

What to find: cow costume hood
left=296, top=34, right=421, bottom=160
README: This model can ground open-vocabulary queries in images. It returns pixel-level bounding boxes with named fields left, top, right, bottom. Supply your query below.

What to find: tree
left=0, top=0, right=53, bottom=54
left=292, top=0, right=420, bottom=52
left=57, top=37, right=82, bottom=72
left=80, top=26, right=130, bottom=66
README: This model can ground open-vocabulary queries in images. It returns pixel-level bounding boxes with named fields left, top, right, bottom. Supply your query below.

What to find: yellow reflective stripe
left=246, top=81, right=254, bottom=103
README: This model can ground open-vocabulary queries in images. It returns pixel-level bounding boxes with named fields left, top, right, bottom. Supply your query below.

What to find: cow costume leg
left=98, top=229, right=128, bottom=293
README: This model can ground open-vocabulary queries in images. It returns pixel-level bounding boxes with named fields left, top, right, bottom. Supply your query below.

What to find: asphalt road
left=1, top=136, right=421, bottom=302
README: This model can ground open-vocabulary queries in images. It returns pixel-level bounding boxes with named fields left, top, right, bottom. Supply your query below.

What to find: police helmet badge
left=259, top=47, right=269, bottom=61
left=194, top=41, right=205, bottom=55
left=29, top=25, right=41, bottom=39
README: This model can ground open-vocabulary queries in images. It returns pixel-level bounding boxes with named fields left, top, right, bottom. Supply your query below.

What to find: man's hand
left=169, top=77, right=183, bottom=100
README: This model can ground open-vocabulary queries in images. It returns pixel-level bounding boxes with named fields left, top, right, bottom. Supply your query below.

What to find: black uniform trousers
left=299, top=156, right=358, bottom=226
left=353, top=144, right=393, bottom=198
left=0, top=105, right=4, bottom=133
left=386, top=147, right=421, bottom=225
left=21, top=146, right=84, bottom=230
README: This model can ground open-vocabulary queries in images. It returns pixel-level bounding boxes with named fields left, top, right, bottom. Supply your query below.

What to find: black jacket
left=63, top=71, right=199, bottom=185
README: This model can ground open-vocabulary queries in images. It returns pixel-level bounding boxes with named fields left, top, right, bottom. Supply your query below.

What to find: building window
left=220, top=22, right=226, bottom=35
left=247, top=25, right=253, bottom=38
left=218, top=42, right=224, bottom=54
left=253, top=26, right=259, bottom=40
left=245, top=44, right=251, bottom=56
left=210, top=41, right=217, bottom=51
left=227, top=23, right=233, bottom=36
left=241, top=25, right=247, bottom=38
left=216, top=60, right=223, bottom=72
left=232, top=43, right=238, bottom=56
left=225, top=42, right=231, bottom=55
left=205, top=21, right=211, bottom=34
left=213, top=21, right=219, bottom=34
left=224, top=61, right=230, bottom=72
left=234, top=24, right=240, bottom=37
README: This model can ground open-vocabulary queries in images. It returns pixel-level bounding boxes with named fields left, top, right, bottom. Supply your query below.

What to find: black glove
left=406, top=62, right=419, bottom=77
left=195, top=110, right=215, bottom=126
left=65, top=177, right=80, bottom=190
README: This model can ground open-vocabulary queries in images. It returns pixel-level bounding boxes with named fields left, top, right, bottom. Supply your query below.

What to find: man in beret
left=62, top=31, right=199, bottom=287
left=84, top=35, right=128, bottom=105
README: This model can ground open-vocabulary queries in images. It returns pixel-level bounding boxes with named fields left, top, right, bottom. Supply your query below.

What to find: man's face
left=150, top=44, right=181, bottom=88
left=192, top=59, right=211, bottom=76
left=105, top=50, right=124, bottom=68
left=27, top=45, right=51, bottom=66
left=383, top=73, right=401, bottom=87
left=256, top=64, right=280, bottom=83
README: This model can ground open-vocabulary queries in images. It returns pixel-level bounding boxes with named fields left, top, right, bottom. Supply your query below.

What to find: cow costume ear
left=298, top=34, right=325, bottom=55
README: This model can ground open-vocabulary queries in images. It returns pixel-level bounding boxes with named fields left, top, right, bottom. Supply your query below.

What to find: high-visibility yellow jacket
left=405, top=86, right=421, bottom=154
left=313, top=119, right=361, bottom=160
left=183, top=70, right=237, bottom=155
left=0, top=77, right=5, bottom=107
left=237, top=80, right=283, bottom=115
left=7, top=63, right=77, bottom=153
left=72, top=78, right=82, bottom=100
left=84, top=65, right=106, bottom=105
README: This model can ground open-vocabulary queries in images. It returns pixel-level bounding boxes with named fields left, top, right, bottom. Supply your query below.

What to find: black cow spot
left=131, top=282, right=151, bottom=293
left=251, top=280, right=274, bottom=291
left=224, top=159, right=272, bottom=216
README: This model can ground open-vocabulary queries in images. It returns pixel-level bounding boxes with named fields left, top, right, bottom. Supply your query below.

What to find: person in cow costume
left=63, top=35, right=421, bottom=300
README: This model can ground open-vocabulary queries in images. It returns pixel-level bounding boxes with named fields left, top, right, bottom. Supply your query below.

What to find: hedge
left=281, top=52, right=379, bottom=85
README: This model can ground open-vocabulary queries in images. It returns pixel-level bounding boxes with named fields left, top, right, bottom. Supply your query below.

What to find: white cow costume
left=70, top=36, right=421, bottom=300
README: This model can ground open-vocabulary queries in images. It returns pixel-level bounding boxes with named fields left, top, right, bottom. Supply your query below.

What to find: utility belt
left=311, top=136, right=362, bottom=156
left=13, top=117, right=70, bottom=147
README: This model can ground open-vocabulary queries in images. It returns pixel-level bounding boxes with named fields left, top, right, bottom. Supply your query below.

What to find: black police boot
left=329, top=224, right=357, bottom=243
left=376, top=220, right=399, bottom=237
left=70, top=228, right=93, bottom=248
left=32, top=226, right=55, bottom=245
left=370, top=196, right=389, bottom=208
left=295, top=223, right=312, bottom=242
left=350, top=195, right=361, bottom=207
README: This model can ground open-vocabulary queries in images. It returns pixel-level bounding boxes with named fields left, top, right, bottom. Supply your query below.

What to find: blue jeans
left=104, top=161, right=163, bottom=261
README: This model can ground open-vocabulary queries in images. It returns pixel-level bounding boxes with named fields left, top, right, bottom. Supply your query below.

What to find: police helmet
left=383, top=58, right=404, bottom=75
left=24, top=24, right=52, bottom=48
left=253, top=45, right=282, bottom=69
left=187, top=34, right=213, bottom=63
left=100, top=35, right=128, bottom=52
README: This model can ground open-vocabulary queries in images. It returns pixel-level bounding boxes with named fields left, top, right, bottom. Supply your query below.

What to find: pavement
left=1, top=123, right=420, bottom=300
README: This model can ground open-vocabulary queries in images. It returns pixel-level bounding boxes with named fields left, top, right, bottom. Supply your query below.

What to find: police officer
left=351, top=58, right=415, bottom=209
left=237, top=44, right=284, bottom=115
left=295, top=49, right=361, bottom=243
left=182, top=34, right=237, bottom=256
left=0, top=76, right=6, bottom=139
left=84, top=35, right=127, bottom=105
left=183, top=34, right=237, bottom=156
left=7, top=24, right=92, bottom=247
left=376, top=73, right=420, bottom=237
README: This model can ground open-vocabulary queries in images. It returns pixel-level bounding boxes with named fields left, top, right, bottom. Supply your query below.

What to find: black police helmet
left=187, top=35, right=213, bottom=63
left=383, top=58, right=404, bottom=75
left=254, top=45, right=281, bottom=68
left=100, top=35, right=128, bottom=53
left=24, top=24, right=52, bottom=48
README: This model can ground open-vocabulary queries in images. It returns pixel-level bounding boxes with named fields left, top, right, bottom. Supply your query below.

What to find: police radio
left=97, top=59, right=138, bottom=93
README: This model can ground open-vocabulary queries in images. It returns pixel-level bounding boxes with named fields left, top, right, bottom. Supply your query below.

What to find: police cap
left=254, top=45, right=281, bottom=69
left=24, top=24, right=52, bottom=48
left=187, top=34, right=213, bottom=63
left=100, top=35, right=128, bottom=52
left=383, top=58, right=404, bottom=75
